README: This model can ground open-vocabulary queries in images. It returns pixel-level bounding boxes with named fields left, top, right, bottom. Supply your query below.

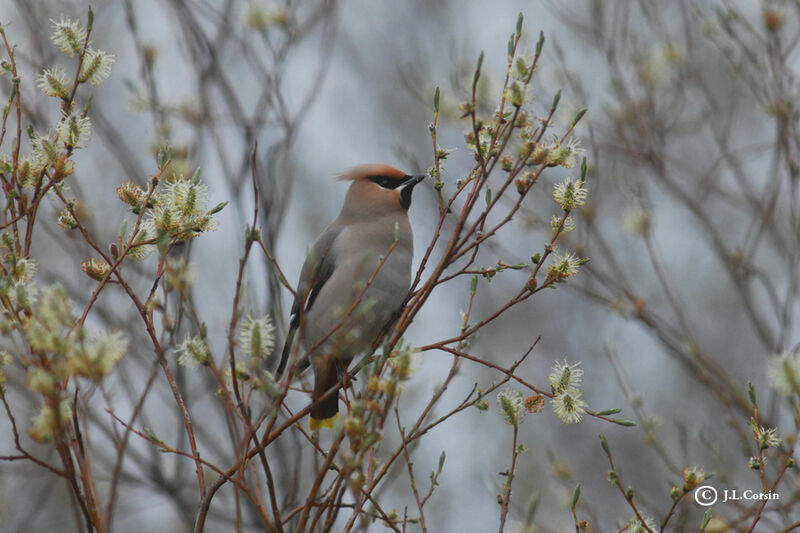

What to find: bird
left=278, top=164, right=426, bottom=430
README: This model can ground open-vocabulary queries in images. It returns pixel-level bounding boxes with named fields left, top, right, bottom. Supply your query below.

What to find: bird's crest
left=335, top=163, right=406, bottom=182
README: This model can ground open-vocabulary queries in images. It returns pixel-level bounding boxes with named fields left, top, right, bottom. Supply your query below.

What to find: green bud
left=433, top=86, right=440, bottom=112
left=701, top=509, right=712, bottom=529
left=474, top=51, right=484, bottom=84
left=599, top=434, right=610, bottom=455
left=535, top=31, right=545, bottom=56
left=571, top=483, right=581, bottom=509
left=572, top=108, right=587, bottom=127
left=595, top=408, right=622, bottom=416
left=144, top=427, right=165, bottom=448
left=551, top=90, right=561, bottom=111
left=516, top=12, right=523, bottom=38
left=209, top=201, right=228, bottom=215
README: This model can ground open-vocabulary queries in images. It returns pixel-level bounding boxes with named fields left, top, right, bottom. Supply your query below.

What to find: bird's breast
left=301, top=220, right=413, bottom=357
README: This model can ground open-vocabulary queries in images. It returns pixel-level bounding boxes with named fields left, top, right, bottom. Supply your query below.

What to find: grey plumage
left=278, top=164, right=425, bottom=428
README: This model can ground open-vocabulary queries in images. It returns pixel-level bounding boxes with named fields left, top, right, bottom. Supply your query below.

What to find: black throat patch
left=400, top=185, right=414, bottom=210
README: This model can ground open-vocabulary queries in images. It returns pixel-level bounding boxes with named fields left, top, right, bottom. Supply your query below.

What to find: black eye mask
left=369, top=175, right=402, bottom=189
left=368, top=174, right=425, bottom=209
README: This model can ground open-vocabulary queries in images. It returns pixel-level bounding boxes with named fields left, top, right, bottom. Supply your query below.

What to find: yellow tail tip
left=309, top=412, right=339, bottom=431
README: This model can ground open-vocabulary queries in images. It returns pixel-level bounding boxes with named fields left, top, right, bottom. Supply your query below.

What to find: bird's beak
left=401, top=174, right=426, bottom=188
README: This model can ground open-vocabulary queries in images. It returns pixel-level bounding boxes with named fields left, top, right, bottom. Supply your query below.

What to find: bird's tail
left=309, top=359, right=340, bottom=430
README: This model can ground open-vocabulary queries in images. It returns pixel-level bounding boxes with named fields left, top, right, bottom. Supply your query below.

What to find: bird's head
left=336, top=164, right=426, bottom=218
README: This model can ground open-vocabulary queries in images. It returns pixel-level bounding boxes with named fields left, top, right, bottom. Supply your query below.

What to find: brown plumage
left=279, top=164, right=426, bottom=430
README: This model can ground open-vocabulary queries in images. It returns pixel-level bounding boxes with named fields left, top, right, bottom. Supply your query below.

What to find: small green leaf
left=438, top=450, right=446, bottom=471
left=571, top=483, right=581, bottom=509
left=595, top=408, right=622, bottom=416
left=535, top=30, right=545, bottom=56
left=191, top=166, right=202, bottom=183
left=485, top=186, right=492, bottom=206
left=209, top=201, right=228, bottom=215
left=701, top=509, right=712, bottom=529
left=87, top=6, right=94, bottom=29
left=508, top=33, right=515, bottom=58
left=470, top=275, right=478, bottom=295
left=599, top=434, right=610, bottom=455
left=572, top=108, right=587, bottom=127
left=748, top=382, right=757, bottom=407
left=143, top=427, right=164, bottom=445
left=580, top=157, right=587, bottom=181
left=516, top=12, right=523, bottom=38
left=611, top=419, right=637, bottom=427
left=507, top=263, right=526, bottom=270
left=474, top=51, right=484, bottom=84
left=551, top=90, right=561, bottom=111
left=433, top=86, right=440, bottom=112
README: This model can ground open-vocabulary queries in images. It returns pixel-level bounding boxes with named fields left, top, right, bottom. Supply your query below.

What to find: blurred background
left=1, top=0, right=798, bottom=531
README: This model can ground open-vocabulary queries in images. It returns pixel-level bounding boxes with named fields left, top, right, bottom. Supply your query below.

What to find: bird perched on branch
left=278, top=164, right=426, bottom=430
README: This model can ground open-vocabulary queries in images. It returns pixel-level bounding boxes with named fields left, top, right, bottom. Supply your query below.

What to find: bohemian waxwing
left=278, top=164, right=426, bottom=430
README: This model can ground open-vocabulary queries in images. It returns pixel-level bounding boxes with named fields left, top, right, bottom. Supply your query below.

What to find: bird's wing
left=277, top=224, right=343, bottom=376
